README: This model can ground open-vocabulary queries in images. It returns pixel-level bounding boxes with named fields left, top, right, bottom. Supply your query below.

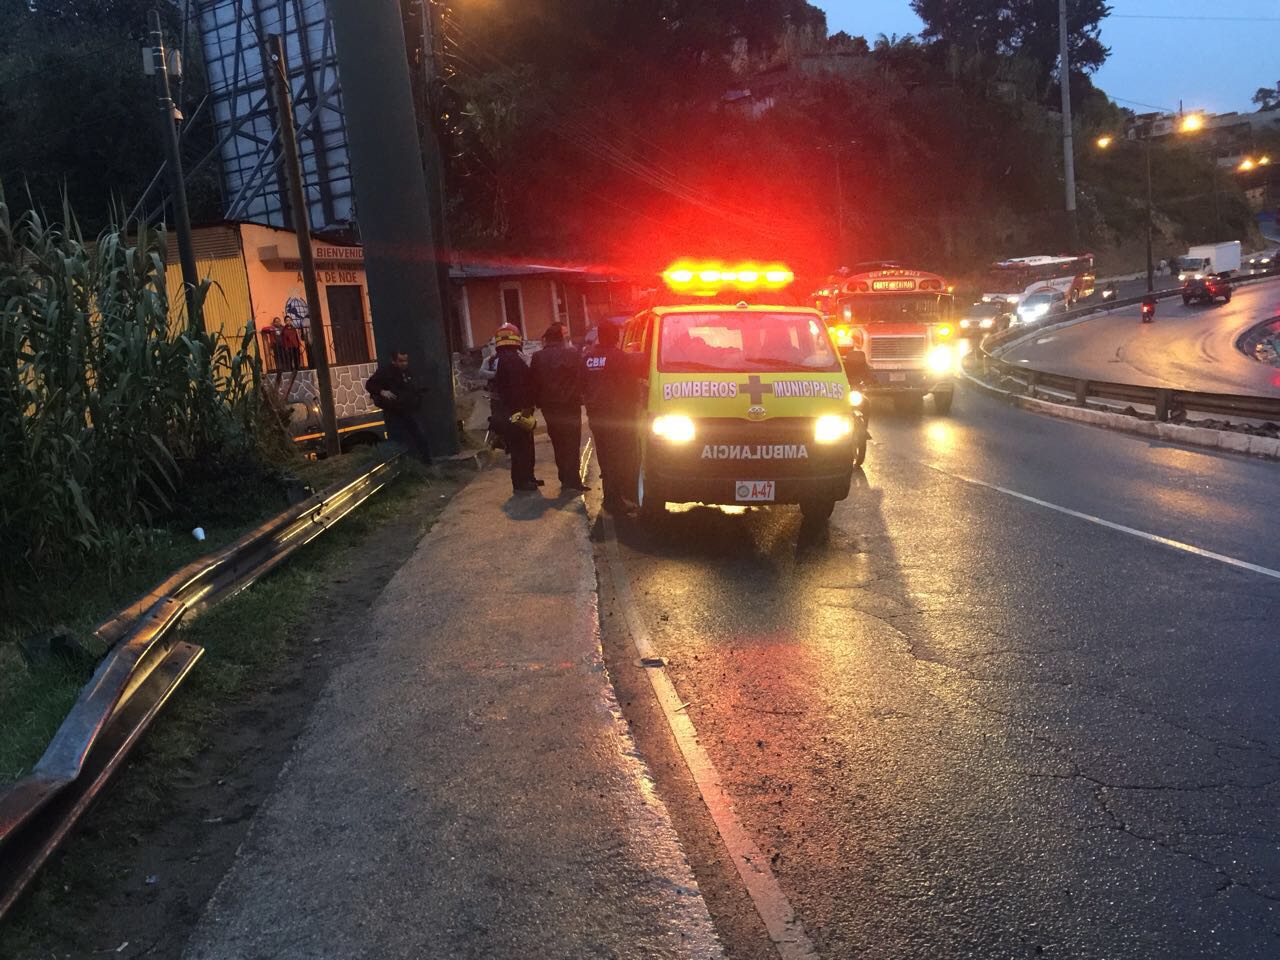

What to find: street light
left=1094, top=115, right=1207, bottom=292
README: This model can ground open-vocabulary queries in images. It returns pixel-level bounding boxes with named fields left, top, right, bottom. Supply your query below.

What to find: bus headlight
left=814, top=414, right=854, bottom=443
left=848, top=389, right=864, bottom=407
left=927, top=345, right=954, bottom=374
left=651, top=414, right=695, bottom=443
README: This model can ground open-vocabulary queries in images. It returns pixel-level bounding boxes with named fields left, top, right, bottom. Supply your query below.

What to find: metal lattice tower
left=196, top=0, right=353, bottom=231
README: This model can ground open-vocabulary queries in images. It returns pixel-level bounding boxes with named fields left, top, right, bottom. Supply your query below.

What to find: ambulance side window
left=623, top=313, right=650, bottom=354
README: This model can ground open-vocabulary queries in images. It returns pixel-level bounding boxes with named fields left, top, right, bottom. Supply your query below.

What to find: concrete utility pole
left=146, top=9, right=201, bottom=330
left=328, top=0, right=458, bottom=458
left=264, top=34, right=341, bottom=458
left=1058, top=0, right=1078, bottom=249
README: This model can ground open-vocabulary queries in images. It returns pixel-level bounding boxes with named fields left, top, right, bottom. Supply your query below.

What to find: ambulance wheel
left=636, top=465, right=666, bottom=522
left=800, top=498, right=835, bottom=523
left=932, top=390, right=954, bottom=415
left=894, top=393, right=924, bottom=415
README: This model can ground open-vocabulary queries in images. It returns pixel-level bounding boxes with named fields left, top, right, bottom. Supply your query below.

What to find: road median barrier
left=0, top=454, right=406, bottom=920
left=964, top=349, right=1280, bottom=460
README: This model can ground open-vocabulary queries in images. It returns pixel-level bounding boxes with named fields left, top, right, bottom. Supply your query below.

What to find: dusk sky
left=816, top=0, right=1278, bottom=115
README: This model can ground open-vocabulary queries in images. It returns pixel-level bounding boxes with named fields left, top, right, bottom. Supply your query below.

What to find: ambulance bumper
left=649, top=471, right=853, bottom=507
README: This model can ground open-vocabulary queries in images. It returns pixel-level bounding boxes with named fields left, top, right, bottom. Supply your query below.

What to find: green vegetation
left=2, top=465, right=462, bottom=955
left=0, top=198, right=290, bottom=593
left=443, top=1, right=1263, bottom=274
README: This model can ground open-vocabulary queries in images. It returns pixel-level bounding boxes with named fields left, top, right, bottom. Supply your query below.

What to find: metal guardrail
left=0, top=454, right=403, bottom=920
left=973, top=269, right=1280, bottom=423
left=974, top=350, right=1280, bottom=423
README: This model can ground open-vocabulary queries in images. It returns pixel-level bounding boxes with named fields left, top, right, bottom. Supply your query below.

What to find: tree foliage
left=910, top=0, right=1111, bottom=97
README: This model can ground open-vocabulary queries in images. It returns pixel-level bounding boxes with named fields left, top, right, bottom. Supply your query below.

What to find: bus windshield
left=841, top=294, right=952, bottom=324
left=658, top=312, right=840, bottom=373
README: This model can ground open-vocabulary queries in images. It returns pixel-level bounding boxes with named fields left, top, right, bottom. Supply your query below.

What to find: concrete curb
left=960, top=367, right=1280, bottom=460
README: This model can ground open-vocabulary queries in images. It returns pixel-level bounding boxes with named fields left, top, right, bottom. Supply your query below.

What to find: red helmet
left=494, top=323, right=522, bottom=347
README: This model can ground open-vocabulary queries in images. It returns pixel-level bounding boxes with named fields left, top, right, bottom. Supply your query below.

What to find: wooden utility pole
left=146, top=9, right=202, bottom=330
left=264, top=33, right=340, bottom=458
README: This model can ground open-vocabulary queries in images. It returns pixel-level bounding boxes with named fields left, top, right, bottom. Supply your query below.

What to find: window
left=658, top=312, right=840, bottom=373
left=326, top=285, right=371, bottom=365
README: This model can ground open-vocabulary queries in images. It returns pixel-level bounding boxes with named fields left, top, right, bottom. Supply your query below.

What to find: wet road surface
left=998, top=276, right=1280, bottom=396
left=600, top=386, right=1280, bottom=959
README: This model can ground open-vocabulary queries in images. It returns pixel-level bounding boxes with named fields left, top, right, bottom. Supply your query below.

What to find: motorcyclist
left=1140, top=293, right=1157, bottom=323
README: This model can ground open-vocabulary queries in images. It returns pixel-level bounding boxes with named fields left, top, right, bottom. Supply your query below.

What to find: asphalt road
left=602, top=387, right=1280, bottom=960
left=997, top=275, right=1280, bottom=395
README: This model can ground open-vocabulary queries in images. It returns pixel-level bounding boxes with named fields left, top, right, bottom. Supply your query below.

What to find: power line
left=1110, top=13, right=1280, bottom=21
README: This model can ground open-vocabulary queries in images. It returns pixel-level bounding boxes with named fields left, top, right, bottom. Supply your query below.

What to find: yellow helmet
left=494, top=323, right=523, bottom=348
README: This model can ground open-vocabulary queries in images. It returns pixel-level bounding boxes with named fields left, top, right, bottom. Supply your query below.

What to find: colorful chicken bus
left=812, top=265, right=957, bottom=414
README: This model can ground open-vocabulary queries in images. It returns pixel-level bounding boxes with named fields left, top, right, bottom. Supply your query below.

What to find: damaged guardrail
left=0, top=454, right=403, bottom=920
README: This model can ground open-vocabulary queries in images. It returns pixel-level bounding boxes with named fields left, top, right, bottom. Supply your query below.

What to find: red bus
left=813, top=264, right=957, bottom=415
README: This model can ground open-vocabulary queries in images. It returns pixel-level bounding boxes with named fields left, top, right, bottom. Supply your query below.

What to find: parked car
left=1182, top=274, right=1232, bottom=305
left=1245, top=251, right=1275, bottom=274
left=958, top=300, right=1013, bottom=338
left=1015, top=288, right=1068, bottom=324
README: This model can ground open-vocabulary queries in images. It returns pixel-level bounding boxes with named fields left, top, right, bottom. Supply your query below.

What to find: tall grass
left=0, top=194, right=285, bottom=592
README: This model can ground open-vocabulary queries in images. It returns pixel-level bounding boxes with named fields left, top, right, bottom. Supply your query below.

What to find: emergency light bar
left=663, top=260, right=794, bottom=296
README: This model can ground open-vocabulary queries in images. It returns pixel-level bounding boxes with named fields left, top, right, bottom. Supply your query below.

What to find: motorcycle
left=1140, top=298, right=1156, bottom=324
left=1101, top=283, right=1118, bottom=301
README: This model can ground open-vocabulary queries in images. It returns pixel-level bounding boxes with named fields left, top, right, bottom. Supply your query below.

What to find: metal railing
left=974, top=350, right=1280, bottom=423
left=0, top=455, right=403, bottom=920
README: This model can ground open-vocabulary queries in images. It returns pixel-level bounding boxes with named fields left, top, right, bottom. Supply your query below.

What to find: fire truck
left=813, top=264, right=957, bottom=414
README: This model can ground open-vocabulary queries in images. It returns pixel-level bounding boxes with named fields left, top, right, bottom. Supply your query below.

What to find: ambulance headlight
left=651, top=414, right=696, bottom=443
left=979, top=318, right=994, bottom=329
left=927, top=345, right=954, bottom=374
left=814, top=414, right=854, bottom=444
left=847, top=389, right=864, bottom=407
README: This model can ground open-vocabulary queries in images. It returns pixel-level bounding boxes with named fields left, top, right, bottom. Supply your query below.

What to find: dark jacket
left=490, top=348, right=535, bottom=420
left=366, top=363, right=422, bottom=416
left=582, top=344, right=641, bottom=413
left=531, top=342, right=582, bottom=410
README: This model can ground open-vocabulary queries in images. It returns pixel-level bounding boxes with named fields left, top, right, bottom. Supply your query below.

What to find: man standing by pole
left=264, top=34, right=340, bottom=458
left=146, top=10, right=201, bottom=330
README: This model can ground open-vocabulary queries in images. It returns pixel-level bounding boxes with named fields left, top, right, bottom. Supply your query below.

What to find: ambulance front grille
left=867, top=336, right=926, bottom=360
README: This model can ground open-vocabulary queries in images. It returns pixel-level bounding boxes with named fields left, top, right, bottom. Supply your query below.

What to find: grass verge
left=0, top=448, right=391, bottom=784
left=2, top=458, right=467, bottom=955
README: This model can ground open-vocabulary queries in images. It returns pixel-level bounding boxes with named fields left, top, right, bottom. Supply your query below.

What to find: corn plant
left=0, top=191, right=283, bottom=589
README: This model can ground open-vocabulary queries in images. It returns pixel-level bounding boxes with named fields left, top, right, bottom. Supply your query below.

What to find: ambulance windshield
left=659, top=312, right=841, bottom=373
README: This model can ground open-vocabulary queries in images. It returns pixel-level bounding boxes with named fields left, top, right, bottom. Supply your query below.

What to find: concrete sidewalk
left=184, top=450, right=721, bottom=959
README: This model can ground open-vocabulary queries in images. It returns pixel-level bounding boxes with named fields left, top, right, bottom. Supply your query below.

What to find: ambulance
left=622, top=261, right=861, bottom=524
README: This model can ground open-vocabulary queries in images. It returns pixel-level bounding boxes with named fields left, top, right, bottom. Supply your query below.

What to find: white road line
left=923, top=463, right=1280, bottom=582
left=601, top=517, right=819, bottom=960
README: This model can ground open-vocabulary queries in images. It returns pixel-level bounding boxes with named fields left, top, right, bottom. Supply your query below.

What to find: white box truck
left=1177, top=242, right=1242, bottom=280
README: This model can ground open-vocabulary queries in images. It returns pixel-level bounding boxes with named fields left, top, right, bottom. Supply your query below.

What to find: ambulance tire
left=853, top=430, right=868, bottom=467
left=636, top=464, right=666, bottom=522
left=800, top=498, right=835, bottom=523
left=932, top=390, right=954, bottom=415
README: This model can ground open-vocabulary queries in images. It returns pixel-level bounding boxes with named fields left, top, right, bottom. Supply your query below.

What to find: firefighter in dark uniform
left=531, top=322, right=588, bottom=492
left=582, top=321, right=640, bottom=513
left=489, top=323, right=540, bottom=492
